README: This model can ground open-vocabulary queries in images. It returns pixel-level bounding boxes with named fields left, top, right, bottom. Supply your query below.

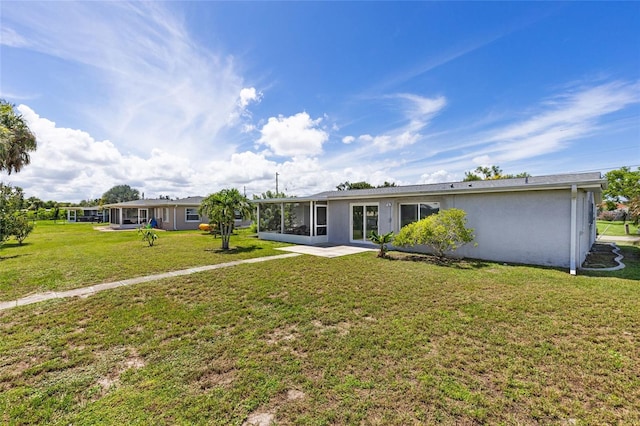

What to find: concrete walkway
left=276, top=245, right=376, bottom=258
left=597, top=235, right=640, bottom=243
left=0, top=253, right=301, bottom=312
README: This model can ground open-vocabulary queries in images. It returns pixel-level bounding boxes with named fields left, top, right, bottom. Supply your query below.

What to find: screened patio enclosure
left=109, top=207, right=149, bottom=229
left=255, top=199, right=328, bottom=244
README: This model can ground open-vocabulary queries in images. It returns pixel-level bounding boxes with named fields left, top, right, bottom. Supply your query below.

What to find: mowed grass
left=597, top=220, right=639, bottom=236
left=0, top=221, right=289, bottom=301
left=0, top=223, right=639, bottom=424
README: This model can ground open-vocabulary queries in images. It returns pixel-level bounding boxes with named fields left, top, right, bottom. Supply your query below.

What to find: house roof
left=102, top=196, right=204, bottom=208
left=254, top=172, right=605, bottom=203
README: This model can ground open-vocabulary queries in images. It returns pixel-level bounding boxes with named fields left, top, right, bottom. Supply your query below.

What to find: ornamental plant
left=369, top=230, right=394, bottom=258
left=394, top=208, right=475, bottom=259
left=138, top=227, right=158, bottom=247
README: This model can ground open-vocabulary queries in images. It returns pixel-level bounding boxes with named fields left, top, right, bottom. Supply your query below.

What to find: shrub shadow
left=1, top=241, right=32, bottom=249
left=384, top=252, right=490, bottom=269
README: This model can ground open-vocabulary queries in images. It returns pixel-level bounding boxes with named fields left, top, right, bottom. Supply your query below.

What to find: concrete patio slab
left=276, top=245, right=376, bottom=258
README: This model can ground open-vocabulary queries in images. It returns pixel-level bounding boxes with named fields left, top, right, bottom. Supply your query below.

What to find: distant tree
left=0, top=99, right=37, bottom=175
left=200, top=188, right=252, bottom=250
left=394, top=208, right=476, bottom=259
left=79, top=198, right=101, bottom=207
left=253, top=190, right=288, bottom=200
left=26, top=196, right=43, bottom=210
left=463, top=165, right=530, bottom=181
left=101, top=185, right=141, bottom=204
left=604, top=167, right=640, bottom=204
left=336, top=181, right=395, bottom=190
left=36, top=207, right=47, bottom=220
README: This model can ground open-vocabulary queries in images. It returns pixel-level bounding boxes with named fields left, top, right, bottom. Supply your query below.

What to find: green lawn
left=0, top=221, right=289, bottom=301
left=597, top=220, right=639, bottom=236
left=1, top=223, right=639, bottom=424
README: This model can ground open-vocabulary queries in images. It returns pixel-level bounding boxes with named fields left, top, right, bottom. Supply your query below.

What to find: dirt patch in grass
left=95, top=347, right=145, bottom=394
left=582, top=243, right=620, bottom=268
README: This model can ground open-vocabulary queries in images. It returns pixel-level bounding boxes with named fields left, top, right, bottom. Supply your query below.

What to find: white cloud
left=342, top=135, right=355, bottom=144
left=420, top=170, right=457, bottom=184
left=257, top=112, right=329, bottom=157
left=0, top=27, right=28, bottom=48
left=470, top=80, right=640, bottom=162
left=239, top=87, right=262, bottom=108
left=2, top=2, right=245, bottom=164
left=352, top=94, right=447, bottom=153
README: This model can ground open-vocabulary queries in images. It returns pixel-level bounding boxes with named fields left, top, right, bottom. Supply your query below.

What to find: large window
left=399, top=202, right=440, bottom=228
left=185, top=208, right=200, bottom=222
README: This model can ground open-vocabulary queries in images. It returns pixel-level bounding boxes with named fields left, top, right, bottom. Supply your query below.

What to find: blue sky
left=1, top=1, right=639, bottom=202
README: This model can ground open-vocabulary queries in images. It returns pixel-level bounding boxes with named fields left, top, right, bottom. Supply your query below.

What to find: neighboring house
left=102, top=197, right=206, bottom=231
left=66, top=207, right=109, bottom=223
left=253, top=172, right=606, bottom=274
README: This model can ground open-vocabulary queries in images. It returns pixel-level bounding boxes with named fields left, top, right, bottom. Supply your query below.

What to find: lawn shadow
left=384, top=252, right=490, bottom=269
left=205, top=245, right=263, bottom=254
left=1, top=241, right=32, bottom=249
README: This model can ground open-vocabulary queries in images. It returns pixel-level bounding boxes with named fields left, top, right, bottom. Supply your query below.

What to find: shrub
left=12, top=215, right=34, bottom=245
left=598, top=210, right=621, bottom=221
left=394, top=208, right=475, bottom=258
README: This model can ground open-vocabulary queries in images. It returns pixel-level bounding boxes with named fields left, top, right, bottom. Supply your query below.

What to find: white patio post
left=310, top=201, right=315, bottom=237
left=256, top=204, right=261, bottom=233
left=280, top=202, right=285, bottom=234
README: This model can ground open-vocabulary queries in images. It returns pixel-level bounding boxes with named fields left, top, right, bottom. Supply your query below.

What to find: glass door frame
left=350, top=202, right=379, bottom=243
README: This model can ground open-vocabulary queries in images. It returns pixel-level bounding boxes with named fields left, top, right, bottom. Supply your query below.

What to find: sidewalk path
left=597, top=235, right=640, bottom=243
left=0, top=253, right=301, bottom=312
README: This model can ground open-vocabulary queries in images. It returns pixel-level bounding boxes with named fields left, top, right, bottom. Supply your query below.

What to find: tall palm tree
left=199, top=188, right=253, bottom=250
left=0, top=100, right=37, bottom=175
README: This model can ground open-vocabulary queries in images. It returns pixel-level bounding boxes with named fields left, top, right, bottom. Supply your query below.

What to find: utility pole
left=275, top=172, right=279, bottom=195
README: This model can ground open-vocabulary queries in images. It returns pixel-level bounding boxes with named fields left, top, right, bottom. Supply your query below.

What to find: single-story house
left=102, top=196, right=252, bottom=231
left=253, top=172, right=606, bottom=274
left=102, top=197, right=207, bottom=231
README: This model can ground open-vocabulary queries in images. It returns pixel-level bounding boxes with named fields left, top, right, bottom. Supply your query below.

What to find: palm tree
left=199, top=188, right=253, bottom=250
left=0, top=100, right=37, bottom=175
left=369, top=230, right=394, bottom=258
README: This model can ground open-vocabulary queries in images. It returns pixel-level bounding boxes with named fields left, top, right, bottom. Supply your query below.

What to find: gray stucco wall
left=450, top=190, right=571, bottom=267
left=326, top=189, right=590, bottom=268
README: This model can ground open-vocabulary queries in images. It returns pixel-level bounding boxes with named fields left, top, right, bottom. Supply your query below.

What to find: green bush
left=394, top=208, right=475, bottom=258
left=12, top=214, right=34, bottom=245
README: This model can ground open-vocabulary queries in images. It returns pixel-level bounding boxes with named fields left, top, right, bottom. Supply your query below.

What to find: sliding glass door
left=351, top=203, right=378, bottom=243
